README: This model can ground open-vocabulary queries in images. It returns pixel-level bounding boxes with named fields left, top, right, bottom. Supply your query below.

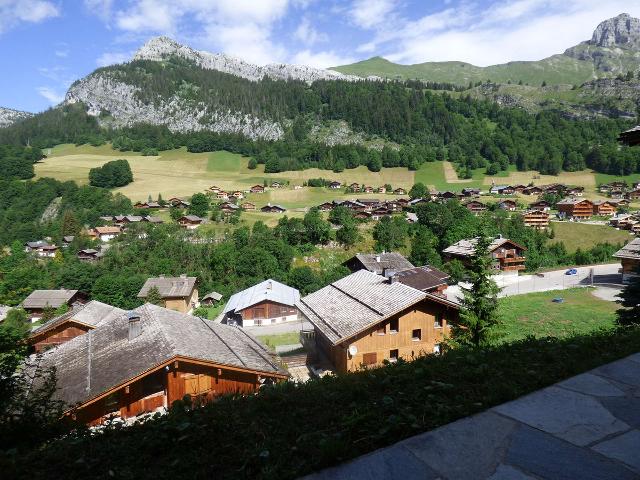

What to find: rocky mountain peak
left=589, top=13, right=640, bottom=48
left=0, top=106, right=32, bottom=128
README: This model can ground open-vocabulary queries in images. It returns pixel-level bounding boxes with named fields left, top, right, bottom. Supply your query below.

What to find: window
left=376, top=324, right=386, bottom=335
left=412, top=329, right=422, bottom=341
left=433, top=344, right=441, bottom=355
left=434, top=313, right=443, bottom=329
left=389, top=349, right=399, bottom=362
left=362, top=352, right=377, bottom=366
left=389, top=318, right=399, bottom=333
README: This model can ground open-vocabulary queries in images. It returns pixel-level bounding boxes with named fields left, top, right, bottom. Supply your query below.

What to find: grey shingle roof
left=30, top=301, right=125, bottom=337
left=614, top=238, right=640, bottom=260
left=137, top=276, right=197, bottom=299
left=203, top=291, right=223, bottom=301
left=348, top=252, right=414, bottom=274
left=21, top=289, right=79, bottom=309
left=223, top=279, right=299, bottom=315
left=392, top=266, right=450, bottom=291
left=443, top=237, right=526, bottom=257
left=32, top=304, right=286, bottom=408
left=297, top=270, right=429, bottom=345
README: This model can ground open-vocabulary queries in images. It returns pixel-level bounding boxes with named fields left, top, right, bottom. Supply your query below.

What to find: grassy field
left=257, top=332, right=301, bottom=350
left=550, top=221, right=632, bottom=252
left=494, top=288, right=617, bottom=343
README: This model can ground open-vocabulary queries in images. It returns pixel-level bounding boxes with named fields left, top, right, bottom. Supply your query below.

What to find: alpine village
left=2, top=5, right=640, bottom=480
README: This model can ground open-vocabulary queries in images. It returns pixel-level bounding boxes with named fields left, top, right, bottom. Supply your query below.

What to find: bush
left=88, top=159, right=133, bottom=188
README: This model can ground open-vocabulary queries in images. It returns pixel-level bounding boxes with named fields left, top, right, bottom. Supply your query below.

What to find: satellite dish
left=348, top=345, right=358, bottom=356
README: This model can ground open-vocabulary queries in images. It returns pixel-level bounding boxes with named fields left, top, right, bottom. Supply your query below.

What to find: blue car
left=565, top=268, right=578, bottom=275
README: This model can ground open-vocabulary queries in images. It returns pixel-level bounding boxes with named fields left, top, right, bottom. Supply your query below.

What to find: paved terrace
left=304, top=353, right=640, bottom=480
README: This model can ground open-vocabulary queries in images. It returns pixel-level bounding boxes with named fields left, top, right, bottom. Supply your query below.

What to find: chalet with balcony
left=377, top=186, right=387, bottom=194
left=619, top=125, right=640, bottom=146
left=556, top=198, right=594, bottom=220
left=329, top=181, right=342, bottom=189
left=221, top=279, right=300, bottom=327
left=201, top=291, right=223, bottom=306
left=250, top=185, right=265, bottom=194
left=77, top=248, right=103, bottom=262
left=363, top=186, right=374, bottom=194
left=522, top=209, right=550, bottom=229
left=219, top=202, right=240, bottom=215
left=393, top=187, right=407, bottom=195
left=297, top=270, right=459, bottom=372
left=566, top=186, right=584, bottom=197
left=28, top=304, right=287, bottom=425
left=29, top=301, right=124, bottom=353
left=443, top=237, right=527, bottom=272
left=208, top=186, right=221, bottom=193
left=522, top=186, right=543, bottom=196
left=169, top=198, right=191, bottom=208
left=21, top=289, right=87, bottom=321
left=24, top=240, right=58, bottom=258
left=348, top=182, right=361, bottom=192
left=137, top=275, right=199, bottom=314
left=626, top=189, right=640, bottom=200
left=461, top=188, right=480, bottom=197
left=88, top=226, right=122, bottom=242
left=614, top=238, right=640, bottom=284
left=215, top=191, right=229, bottom=200
left=593, top=200, right=618, bottom=216
left=231, top=191, right=244, bottom=200
left=465, top=200, right=487, bottom=215
left=530, top=200, right=551, bottom=212
left=178, top=215, right=205, bottom=230
left=498, top=199, right=517, bottom=211
left=241, top=202, right=256, bottom=211
left=260, top=204, right=286, bottom=213
left=270, top=181, right=283, bottom=189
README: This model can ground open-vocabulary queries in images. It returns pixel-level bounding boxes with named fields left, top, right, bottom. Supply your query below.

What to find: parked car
left=565, top=268, right=578, bottom=275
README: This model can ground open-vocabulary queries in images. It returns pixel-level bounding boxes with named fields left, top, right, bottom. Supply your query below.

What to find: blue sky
left=1, top=0, right=639, bottom=113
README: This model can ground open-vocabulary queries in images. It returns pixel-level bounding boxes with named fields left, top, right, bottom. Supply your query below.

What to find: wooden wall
left=240, top=300, right=297, bottom=321
left=320, top=300, right=459, bottom=373
left=32, top=322, right=92, bottom=352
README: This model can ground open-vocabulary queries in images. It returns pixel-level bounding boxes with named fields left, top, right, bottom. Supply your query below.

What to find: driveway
left=446, top=263, right=623, bottom=302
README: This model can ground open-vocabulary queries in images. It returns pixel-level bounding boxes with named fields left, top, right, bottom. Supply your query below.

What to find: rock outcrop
left=590, top=13, right=640, bottom=48
left=0, top=107, right=32, bottom=128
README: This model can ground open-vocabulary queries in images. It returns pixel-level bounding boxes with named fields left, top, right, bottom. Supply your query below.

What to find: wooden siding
left=239, top=300, right=297, bottom=322
left=32, top=322, right=92, bottom=352
left=318, top=300, right=459, bottom=373
left=163, top=288, right=198, bottom=313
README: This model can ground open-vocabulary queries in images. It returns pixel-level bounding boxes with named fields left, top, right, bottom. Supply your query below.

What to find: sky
left=1, top=0, right=639, bottom=113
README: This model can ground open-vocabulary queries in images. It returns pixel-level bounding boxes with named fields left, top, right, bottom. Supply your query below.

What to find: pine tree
left=617, top=270, right=640, bottom=326
left=145, top=286, right=164, bottom=306
left=60, top=210, right=80, bottom=237
left=453, top=227, right=501, bottom=347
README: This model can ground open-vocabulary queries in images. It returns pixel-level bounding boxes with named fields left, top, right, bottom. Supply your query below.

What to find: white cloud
left=84, top=0, right=114, bottom=22
left=96, top=51, right=131, bottom=66
left=294, top=18, right=328, bottom=45
left=37, top=86, right=64, bottom=105
left=349, top=0, right=397, bottom=29
left=291, top=49, right=355, bottom=68
left=0, top=0, right=59, bottom=33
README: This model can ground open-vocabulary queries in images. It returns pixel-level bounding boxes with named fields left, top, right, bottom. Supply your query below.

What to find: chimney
left=267, top=280, right=273, bottom=290
left=375, top=254, right=381, bottom=263
left=384, top=269, right=397, bottom=283
left=127, top=311, right=142, bottom=341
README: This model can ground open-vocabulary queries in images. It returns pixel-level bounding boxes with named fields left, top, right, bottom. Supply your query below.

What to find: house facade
left=556, top=198, right=594, bottom=220
left=614, top=239, right=640, bottom=284
left=137, top=275, right=199, bottom=313
left=298, top=270, right=459, bottom=372
left=21, top=289, right=87, bottom=321
left=522, top=210, right=550, bottom=229
left=221, top=279, right=300, bottom=327
left=443, top=237, right=527, bottom=272
left=178, top=215, right=204, bottom=230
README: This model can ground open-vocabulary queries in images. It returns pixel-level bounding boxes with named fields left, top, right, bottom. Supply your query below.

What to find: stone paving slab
left=302, top=354, right=640, bottom=480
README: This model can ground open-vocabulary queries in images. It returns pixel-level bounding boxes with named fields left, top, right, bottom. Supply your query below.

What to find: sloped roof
left=31, top=304, right=286, bottom=408
left=25, top=240, right=49, bottom=248
left=94, top=226, right=121, bottom=234
left=392, top=266, right=450, bottom=291
left=137, top=276, right=197, bottom=299
left=223, top=279, right=299, bottom=315
left=443, top=237, right=527, bottom=257
left=556, top=198, right=592, bottom=206
left=22, top=290, right=79, bottom=309
left=298, top=270, right=456, bottom=345
left=30, top=301, right=125, bottom=338
left=614, top=238, right=640, bottom=260
left=347, top=252, right=414, bottom=274
left=180, top=215, right=204, bottom=222
left=202, top=291, right=223, bottom=301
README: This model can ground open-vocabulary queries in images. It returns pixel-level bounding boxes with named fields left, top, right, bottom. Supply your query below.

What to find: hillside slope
left=334, top=13, right=639, bottom=86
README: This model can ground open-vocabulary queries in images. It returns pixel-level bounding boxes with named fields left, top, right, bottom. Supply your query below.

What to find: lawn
left=494, top=288, right=617, bottom=343
left=257, top=332, right=301, bottom=350
left=594, top=172, right=640, bottom=188
left=550, top=221, right=632, bottom=252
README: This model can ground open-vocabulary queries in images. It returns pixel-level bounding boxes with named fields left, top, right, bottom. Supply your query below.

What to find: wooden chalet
left=231, top=191, right=244, bottom=200
left=298, top=270, right=460, bottom=372
left=221, top=279, right=299, bottom=327
left=29, top=304, right=288, bottom=425
left=438, top=191, right=459, bottom=201
left=511, top=185, right=527, bottom=193
left=29, top=301, right=124, bottom=353
left=216, top=191, right=229, bottom=200
left=260, top=204, right=287, bottom=213
left=219, top=202, right=240, bottom=215
left=626, top=189, right=640, bottom=200
left=377, top=186, right=387, bottom=194
left=490, top=185, right=513, bottom=195
left=329, top=181, right=342, bottom=189
left=356, top=198, right=381, bottom=210
left=522, top=209, right=550, bottom=229
left=24, top=240, right=58, bottom=258
left=393, top=187, right=407, bottom=195
left=461, top=188, right=480, bottom=197
left=556, top=198, right=594, bottom=220
left=614, top=238, right=640, bottom=284
left=137, top=275, right=199, bottom=314
left=316, top=201, right=335, bottom=212
left=241, top=202, right=256, bottom=211
left=115, top=215, right=144, bottom=225
left=530, top=200, right=551, bottom=212
left=62, top=235, right=75, bottom=247
left=88, top=226, right=122, bottom=242
left=566, top=186, right=584, bottom=197
left=599, top=181, right=628, bottom=194
left=354, top=211, right=372, bottom=220
left=522, top=186, right=543, bottom=196
left=498, top=199, right=517, bottom=211
left=270, top=181, right=283, bottom=189
left=77, top=248, right=103, bottom=262
left=542, top=184, right=566, bottom=195
left=201, top=291, right=223, bottom=306
left=142, top=216, right=163, bottom=224
left=21, top=289, right=87, bottom=321
left=408, top=197, right=428, bottom=207
left=250, top=184, right=265, bottom=194
left=178, top=215, right=205, bottom=230
left=343, top=252, right=414, bottom=275
left=465, top=200, right=487, bottom=215
left=348, top=182, right=361, bottom=192
left=208, top=186, right=221, bottom=193
left=443, top=237, right=527, bottom=272
left=593, top=201, right=617, bottom=216
left=390, top=265, right=450, bottom=295
left=363, top=186, right=374, bottom=194
left=169, top=198, right=191, bottom=208
left=619, top=126, right=640, bottom=146
left=134, top=201, right=161, bottom=209
left=371, top=207, right=392, bottom=220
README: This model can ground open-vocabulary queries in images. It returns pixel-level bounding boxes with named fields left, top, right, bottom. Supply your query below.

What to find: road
left=446, top=263, right=623, bottom=302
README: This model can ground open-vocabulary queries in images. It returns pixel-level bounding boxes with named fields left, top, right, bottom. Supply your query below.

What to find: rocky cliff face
left=0, top=107, right=32, bottom=128
left=590, top=13, right=640, bottom=48
left=133, top=36, right=370, bottom=83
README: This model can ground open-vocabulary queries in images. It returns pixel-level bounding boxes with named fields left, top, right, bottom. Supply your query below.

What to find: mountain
left=0, top=107, right=32, bottom=128
left=333, top=13, right=640, bottom=86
